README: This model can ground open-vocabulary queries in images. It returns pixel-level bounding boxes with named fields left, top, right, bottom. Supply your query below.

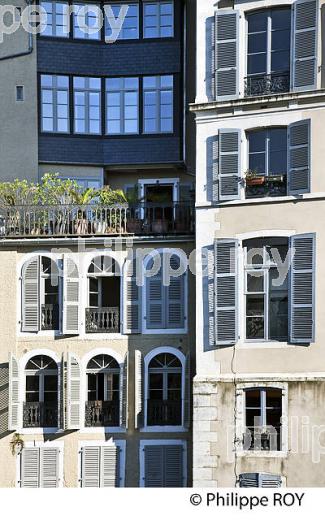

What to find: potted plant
left=97, top=186, right=127, bottom=234
left=124, top=185, right=143, bottom=234
left=245, top=169, right=265, bottom=186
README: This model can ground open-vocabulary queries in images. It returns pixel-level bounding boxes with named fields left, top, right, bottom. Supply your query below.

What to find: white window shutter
left=63, top=255, right=80, bottom=335
left=81, top=446, right=100, bottom=487
left=67, top=353, right=81, bottom=429
left=289, top=233, right=315, bottom=343
left=101, top=445, right=118, bottom=487
left=206, top=135, right=219, bottom=203
left=40, top=447, right=59, bottom=488
left=218, top=129, right=241, bottom=201
left=288, top=120, right=311, bottom=195
left=291, top=0, right=318, bottom=92
left=21, top=448, right=40, bottom=488
left=214, top=239, right=239, bottom=345
left=9, top=352, right=20, bottom=431
left=134, top=350, right=143, bottom=429
left=21, top=256, right=40, bottom=332
left=123, top=259, right=141, bottom=333
left=183, top=353, right=191, bottom=429
left=58, top=354, right=65, bottom=430
left=215, top=10, right=239, bottom=100
left=120, top=353, right=128, bottom=428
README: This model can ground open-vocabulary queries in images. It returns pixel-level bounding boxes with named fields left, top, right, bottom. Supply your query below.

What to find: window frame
left=73, top=76, right=102, bottom=135
left=105, top=2, right=140, bottom=40
left=143, top=0, right=174, bottom=39
left=72, top=2, right=101, bottom=40
left=40, top=74, right=70, bottom=134
left=106, top=77, right=140, bottom=135
left=78, top=439, right=126, bottom=487
left=40, top=1, right=70, bottom=38
left=247, top=127, right=288, bottom=179
left=139, top=439, right=187, bottom=487
left=143, top=75, right=174, bottom=134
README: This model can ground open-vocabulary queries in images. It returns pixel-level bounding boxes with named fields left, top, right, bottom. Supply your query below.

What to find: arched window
left=21, top=256, right=60, bottom=332
left=85, top=354, right=120, bottom=427
left=147, top=353, right=182, bottom=426
left=24, top=355, right=58, bottom=428
left=86, top=256, right=120, bottom=333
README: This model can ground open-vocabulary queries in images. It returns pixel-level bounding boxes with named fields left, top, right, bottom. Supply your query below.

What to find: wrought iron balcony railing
left=41, top=303, right=59, bottom=331
left=244, top=72, right=290, bottom=97
left=85, top=307, right=120, bottom=333
left=23, top=401, right=58, bottom=428
left=85, top=400, right=120, bottom=427
left=0, top=202, right=194, bottom=239
left=147, top=399, right=182, bottom=426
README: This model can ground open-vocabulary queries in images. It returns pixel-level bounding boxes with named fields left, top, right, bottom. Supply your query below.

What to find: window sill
left=237, top=341, right=295, bottom=350
left=237, top=450, right=288, bottom=458
left=18, top=427, right=60, bottom=435
left=140, top=426, right=187, bottom=433
left=79, top=427, right=126, bottom=434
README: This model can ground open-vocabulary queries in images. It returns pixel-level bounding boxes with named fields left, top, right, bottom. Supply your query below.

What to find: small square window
left=16, top=86, right=24, bottom=102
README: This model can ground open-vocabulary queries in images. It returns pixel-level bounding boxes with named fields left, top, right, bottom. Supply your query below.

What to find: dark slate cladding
left=37, top=40, right=181, bottom=76
left=37, top=0, right=184, bottom=166
left=38, top=136, right=181, bottom=165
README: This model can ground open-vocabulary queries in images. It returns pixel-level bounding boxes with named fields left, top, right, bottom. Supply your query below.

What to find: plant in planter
left=69, top=187, right=98, bottom=235
left=97, top=186, right=127, bottom=234
left=245, top=169, right=265, bottom=186
left=124, top=185, right=143, bottom=234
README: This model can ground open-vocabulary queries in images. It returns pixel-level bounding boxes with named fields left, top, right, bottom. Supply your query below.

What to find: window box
left=245, top=176, right=265, bottom=186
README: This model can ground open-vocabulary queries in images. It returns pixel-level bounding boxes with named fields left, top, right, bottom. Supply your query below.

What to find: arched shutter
left=9, top=353, right=20, bottom=431
left=215, top=10, right=239, bottom=100
left=21, top=256, right=40, bottom=332
left=215, top=239, right=239, bottom=345
left=123, top=258, right=141, bottom=333
left=292, top=0, right=318, bottom=92
left=289, top=233, right=315, bottom=343
left=120, top=353, right=128, bottom=429
left=63, top=256, right=80, bottom=335
left=67, top=353, right=81, bottom=429
left=288, top=120, right=311, bottom=195
left=134, top=350, right=144, bottom=429
left=183, top=353, right=191, bottom=429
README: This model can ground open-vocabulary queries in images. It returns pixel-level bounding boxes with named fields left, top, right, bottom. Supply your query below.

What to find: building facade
left=192, top=0, right=325, bottom=487
left=0, top=0, right=196, bottom=487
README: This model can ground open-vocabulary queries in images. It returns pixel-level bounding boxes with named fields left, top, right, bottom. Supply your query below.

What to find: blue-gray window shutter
left=288, top=120, right=311, bottom=194
left=219, top=130, right=241, bottom=201
left=291, top=0, right=318, bottom=92
left=123, top=258, right=141, bottom=334
left=206, top=135, right=219, bottom=203
left=289, top=233, right=315, bottom=343
left=239, top=473, right=281, bottom=487
left=183, top=353, right=191, bottom=429
left=166, top=254, right=185, bottom=329
left=146, top=269, right=164, bottom=329
left=215, top=10, right=239, bottom=100
left=22, top=256, right=40, bottom=332
left=164, top=445, right=184, bottom=487
left=215, top=239, right=238, bottom=345
left=144, top=446, right=164, bottom=487
left=144, top=445, right=184, bottom=487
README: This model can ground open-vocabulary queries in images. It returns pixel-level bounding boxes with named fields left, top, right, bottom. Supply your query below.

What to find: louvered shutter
left=21, top=448, right=40, bottom=488
left=134, top=350, right=144, bottom=429
left=144, top=446, right=164, bottom=487
left=58, top=354, right=65, bottom=430
left=183, top=353, right=191, bottom=429
left=239, top=473, right=259, bottom=487
left=292, top=0, right=318, bottom=92
left=215, top=239, right=238, bottom=345
left=63, top=256, right=79, bottom=335
left=203, top=245, right=216, bottom=349
left=81, top=446, right=100, bottom=487
left=9, top=352, right=20, bottom=431
left=123, top=259, right=141, bottom=333
left=22, top=256, right=40, bottom=332
left=219, top=130, right=241, bottom=201
left=288, top=120, right=311, bottom=194
left=166, top=255, right=185, bottom=329
left=40, top=447, right=59, bottom=488
left=101, top=445, right=118, bottom=487
left=164, top=445, right=184, bottom=487
left=67, top=353, right=81, bottom=429
left=206, top=135, right=219, bottom=203
left=215, top=10, right=239, bottom=100
left=120, top=353, right=128, bottom=429
left=146, top=259, right=164, bottom=329
left=289, top=233, right=315, bottom=343
left=260, top=473, right=282, bottom=488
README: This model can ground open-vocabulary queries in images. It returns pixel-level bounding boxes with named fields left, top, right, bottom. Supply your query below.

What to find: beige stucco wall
left=0, top=239, right=194, bottom=487
left=0, top=1, right=38, bottom=182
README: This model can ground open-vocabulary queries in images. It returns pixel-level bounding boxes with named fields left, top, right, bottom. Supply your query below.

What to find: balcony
left=147, top=399, right=182, bottom=426
left=41, top=304, right=59, bottom=331
left=244, top=72, right=290, bottom=98
left=23, top=402, right=58, bottom=428
left=85, top=400, right=120, bottom=427
left=85, top=307, right=120, bottom=333
left=0, top=202, right=194, bottom=239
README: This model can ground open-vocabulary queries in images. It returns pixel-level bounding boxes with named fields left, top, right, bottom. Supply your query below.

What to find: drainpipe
left=0, top=0, right=34, bottom=61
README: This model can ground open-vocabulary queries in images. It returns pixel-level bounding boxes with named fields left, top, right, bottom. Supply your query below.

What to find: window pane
left=247, top=272, right=264, bottom=293
left=272, top=29, right=291, bottom=52
left=124, top=119, right=138, bottom=133
left=248, top=11, right=268, bottom=33
left=272, top=9, right=291, bottom=31
left=249, top=153, right=266, bottom=174
left=248, top=53, right=267, bottom=75
left=246, top=295, right=265, bottom=339
left=271, top=50, right=290, bottom=73
left=44, top=375, right=58, bottom=392
left=107, top=120, right=121, bottom=134
left=248, top=32, right=267, bottom=54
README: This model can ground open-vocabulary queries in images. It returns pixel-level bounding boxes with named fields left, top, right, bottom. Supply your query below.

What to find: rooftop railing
left=0, top=202, right=194, bottom=239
